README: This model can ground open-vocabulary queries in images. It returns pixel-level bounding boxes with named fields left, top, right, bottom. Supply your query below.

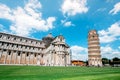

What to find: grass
left=0, top=66, right=120, bottom=80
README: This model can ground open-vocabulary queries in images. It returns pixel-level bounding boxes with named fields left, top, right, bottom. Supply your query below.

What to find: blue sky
left=0, top=0, right=120, bottom=61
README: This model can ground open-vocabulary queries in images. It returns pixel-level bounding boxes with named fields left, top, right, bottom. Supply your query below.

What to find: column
left=0, top=49, right=7, bottom=64
left=26, top=52, right=30, bottom=65
left=54, top=52, right=57, bottom=66
left=0, top=49, right=2, bottom=59
left=48, top=51, right=51, bottom=66
left=5, top=50, right=11, bottom=64
left=14, top=51, right=17, bottom=64
left=64, top=54, right=67, bottom=66
left=11, top=51, right=16, bottom=64
left=65, top=54, right=68, bottom=66
left=37, top=53, right=40, bottom=65
left=33, top=53, right=37, bottom=65
left=51, top=52, right=54, bottom=66
left=0, top=49, right=3, bottom=63
left=40, top=54, right=44, bottom=65
left=15, top=51, right=21, bottom=64
left=20, top=52, right=26, bottom=64
left=29, top=53, right=34, bottom=64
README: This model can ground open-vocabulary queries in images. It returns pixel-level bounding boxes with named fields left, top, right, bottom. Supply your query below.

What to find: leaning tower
left=88, top=30, right=102, bottom=66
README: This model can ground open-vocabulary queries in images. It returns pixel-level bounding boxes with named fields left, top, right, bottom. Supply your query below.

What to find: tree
left=109, top=57, right=120, bottom=67
left=102, top=58, right=109, bottom=65
left=112, top=57, right=120, bottom=65
left=112, top=57, right=120, bottom=61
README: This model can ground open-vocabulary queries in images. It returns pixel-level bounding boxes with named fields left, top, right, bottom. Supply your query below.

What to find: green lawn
left=0, top=66, right=120, bottom=80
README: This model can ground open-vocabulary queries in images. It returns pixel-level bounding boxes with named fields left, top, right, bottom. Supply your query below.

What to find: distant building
left=88, top=30, right=102, bottom=66
left=71, top=60, right=86, bottom=66
left=0, top=32, right=71, bottom=66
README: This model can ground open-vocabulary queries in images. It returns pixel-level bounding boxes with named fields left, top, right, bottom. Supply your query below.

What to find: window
left=25, top=46, right=27, bottom=49
left=12, top=44, right=14, bottom=47
left=3, top=49, right=6, bottom=51
left=8, top=36, right=10, bottom=39
left=27, top=53, right=29, bottom=56
left=7, top=43, right=9, bottom=46
left=8, top=51, right=11, bottom=55
left=93, top=36, right=94, bottom=38
left=60, top=38, right=62, bottom=41
left=2, top=42, right=4, bottom=46
left=14, top=37, right=16, bottom=40
left=0, top=35, right=2, bottom=38
left=20, top=38, right=22, bottom=41
left=41, top=54, right=43, bottom=57
left=16, top=44, right=18, bottom=48
left=18, top=51, right=20, bottom=56
left=35, top=54, right=36, bottom=57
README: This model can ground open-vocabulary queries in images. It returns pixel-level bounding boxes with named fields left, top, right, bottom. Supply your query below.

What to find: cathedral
left=0, top=32, right=71, bottom=66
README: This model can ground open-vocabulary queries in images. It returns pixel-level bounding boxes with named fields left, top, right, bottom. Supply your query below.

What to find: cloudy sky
left=0, top=0, right=120, bottom=61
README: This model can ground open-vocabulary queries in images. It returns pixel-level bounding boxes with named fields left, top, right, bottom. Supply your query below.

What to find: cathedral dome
left=45, top=33, right=53, bottom=38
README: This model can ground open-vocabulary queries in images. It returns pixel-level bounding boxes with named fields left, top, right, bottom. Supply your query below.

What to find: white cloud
left=64, top=21, right=72, bottom=27
left=61, top=20, right=74, bottom=27
left=97, top=8, right=106, bottom=12
left=101, top=45, right=120, bottom=59
left=0, top=3, right=14, bottom=20
left=61, top=0, right=88, bottom=16
left=70, top=45, right=88, bottom=61
left=98, top=21, right=120, bottom=43
left=109, top=2, right=120, bottom=15
left=0, top=0, right=56, bottom=36
left=118, top=46, right=120, bottom=49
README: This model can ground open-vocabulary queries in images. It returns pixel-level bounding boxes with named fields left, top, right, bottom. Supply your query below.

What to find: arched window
left=59, top=38, right=61, bottom=41
left=27, top=53, right=29, bottom=56
left=3, top=49, right=6, bottom=51
left=8, top=36, right=10, bottom=39
left=35, top=54, right=36, bottom=57
left=8, top=51, right=11, bottom=55
left=1, top=42, right=4, bottom=46
left=0, top=35, right=2, bottom=38
left=41, top=54, right=43, bottom=57
left=7, top=43, right=9, bottom=46
left=18, top=51, right=20, bottom=56
left=14, top=37, right=16, bottom=40
left=20, top=38, right=22, bottom=41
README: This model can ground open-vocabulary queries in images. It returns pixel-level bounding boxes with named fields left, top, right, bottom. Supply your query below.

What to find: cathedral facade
left=88, top=30, right=102, bottom=66
left=0, top=32, right=71, bottom=66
